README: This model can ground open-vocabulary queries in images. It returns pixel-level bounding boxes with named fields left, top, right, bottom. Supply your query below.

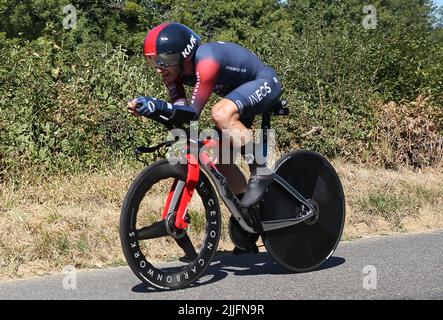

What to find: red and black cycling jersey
left=163, top=41, right=271, bottom=115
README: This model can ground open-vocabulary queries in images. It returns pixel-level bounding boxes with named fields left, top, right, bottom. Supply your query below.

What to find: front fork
left=163, top=153, right=200, bottom=230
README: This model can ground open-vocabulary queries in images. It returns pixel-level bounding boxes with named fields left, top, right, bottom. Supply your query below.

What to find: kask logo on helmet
left=181, top=34, right=198, bottom=59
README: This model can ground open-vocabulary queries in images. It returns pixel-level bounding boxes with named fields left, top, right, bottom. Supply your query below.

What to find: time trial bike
left=120, top=99, right=345, bottom=290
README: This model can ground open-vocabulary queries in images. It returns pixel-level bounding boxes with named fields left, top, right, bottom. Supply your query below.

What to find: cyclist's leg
left=211, top=99, right=253, bottom=149
left=210, top=117, right=261, bottom=255
left=213, top=117, right=254, bottom=196
left=211, top=70, right=282, bottom=160
left=220, top=68, right=282, bottom=207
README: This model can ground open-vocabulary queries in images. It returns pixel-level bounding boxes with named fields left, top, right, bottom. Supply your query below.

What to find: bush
left=0, top=39, right=169, bottom=180
left=1, top=0, right=442, bottom=182
left=372, top=96, right=443, bottom=169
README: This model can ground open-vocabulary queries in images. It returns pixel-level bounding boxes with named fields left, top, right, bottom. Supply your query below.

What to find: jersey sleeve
left=189, top=58, right=220, bottom=115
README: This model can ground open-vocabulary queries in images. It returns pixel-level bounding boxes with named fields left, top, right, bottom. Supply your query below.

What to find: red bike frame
left=162, top=139, right=219, bottom=230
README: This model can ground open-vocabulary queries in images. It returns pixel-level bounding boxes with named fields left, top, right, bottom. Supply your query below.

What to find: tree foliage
left=0, top=0, right=442, bottom=179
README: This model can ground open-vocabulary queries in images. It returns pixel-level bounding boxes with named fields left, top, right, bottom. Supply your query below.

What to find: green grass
left=368, top=193, right=402, bottom=215
left=357, top=189, right=405, bottom=230
left=76, top=237, right=89, bottom=253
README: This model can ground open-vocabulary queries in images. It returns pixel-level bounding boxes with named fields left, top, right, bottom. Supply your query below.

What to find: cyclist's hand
left=134, top=96, right=158, bottom=116
left=127, top=99, right=141, bottom=117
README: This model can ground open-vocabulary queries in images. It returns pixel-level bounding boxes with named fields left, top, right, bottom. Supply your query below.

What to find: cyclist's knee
left=211, top=99, right=239, bottom=129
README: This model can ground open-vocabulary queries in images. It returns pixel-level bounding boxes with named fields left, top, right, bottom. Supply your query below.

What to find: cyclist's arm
left=162, top=58, right=220, bottom=116
left=155, top=59, right=219, bottom=121
left=188, top=58, right=220, bottom=116
left=137, top=59, right=219, bottom=124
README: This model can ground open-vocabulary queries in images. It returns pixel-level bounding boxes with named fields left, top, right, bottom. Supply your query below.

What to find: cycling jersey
left=163, top=41, right=282, bottom=123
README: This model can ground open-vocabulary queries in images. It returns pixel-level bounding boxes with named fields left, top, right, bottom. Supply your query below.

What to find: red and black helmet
left=144, top=22, right=201, bottom=69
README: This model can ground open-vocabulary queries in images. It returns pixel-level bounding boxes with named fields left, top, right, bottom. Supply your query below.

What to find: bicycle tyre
left=120, top=159, right=222, bottom=290
left=260, top=150, right=345, bottom=272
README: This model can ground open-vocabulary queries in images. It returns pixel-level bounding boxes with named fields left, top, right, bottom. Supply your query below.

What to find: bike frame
left=138, top=99, right=316, bottom=234
left=164, top=138, right=317, bottom=234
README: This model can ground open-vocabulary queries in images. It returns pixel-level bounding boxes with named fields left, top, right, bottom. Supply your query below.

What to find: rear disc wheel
left=260, top=151, right=345, bottom=272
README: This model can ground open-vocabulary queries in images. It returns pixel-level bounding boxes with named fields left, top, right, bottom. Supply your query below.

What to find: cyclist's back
left=192, top=41, right=271, bottom=93
left=167, top=40, right=281, bottom=120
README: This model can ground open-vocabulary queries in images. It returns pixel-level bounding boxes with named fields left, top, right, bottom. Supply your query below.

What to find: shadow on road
left=131, top=252, right=345, bottom=293
left=211, top=252, right=345, bottom=276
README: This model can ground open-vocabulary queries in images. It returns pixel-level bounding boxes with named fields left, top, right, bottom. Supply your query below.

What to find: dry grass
left=1, top=162, right=442, bottom=280
left=336, top=162, right=443, bottom=239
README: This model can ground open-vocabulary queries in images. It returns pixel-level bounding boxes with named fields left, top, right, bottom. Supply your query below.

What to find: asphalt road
left=0, top=230, right=442, bottom=300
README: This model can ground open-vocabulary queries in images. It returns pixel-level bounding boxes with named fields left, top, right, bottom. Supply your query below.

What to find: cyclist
left=128, top=22, right=282, bottom=214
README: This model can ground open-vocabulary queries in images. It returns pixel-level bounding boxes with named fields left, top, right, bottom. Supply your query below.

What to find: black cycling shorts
left=225, top=66, right=282, bottom=128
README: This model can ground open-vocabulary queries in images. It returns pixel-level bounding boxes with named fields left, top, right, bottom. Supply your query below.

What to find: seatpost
left=261, top=112, right=271, bottom=161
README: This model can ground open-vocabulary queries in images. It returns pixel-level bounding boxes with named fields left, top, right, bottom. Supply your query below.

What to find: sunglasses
left=145, top=53, right=180, bottom=69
